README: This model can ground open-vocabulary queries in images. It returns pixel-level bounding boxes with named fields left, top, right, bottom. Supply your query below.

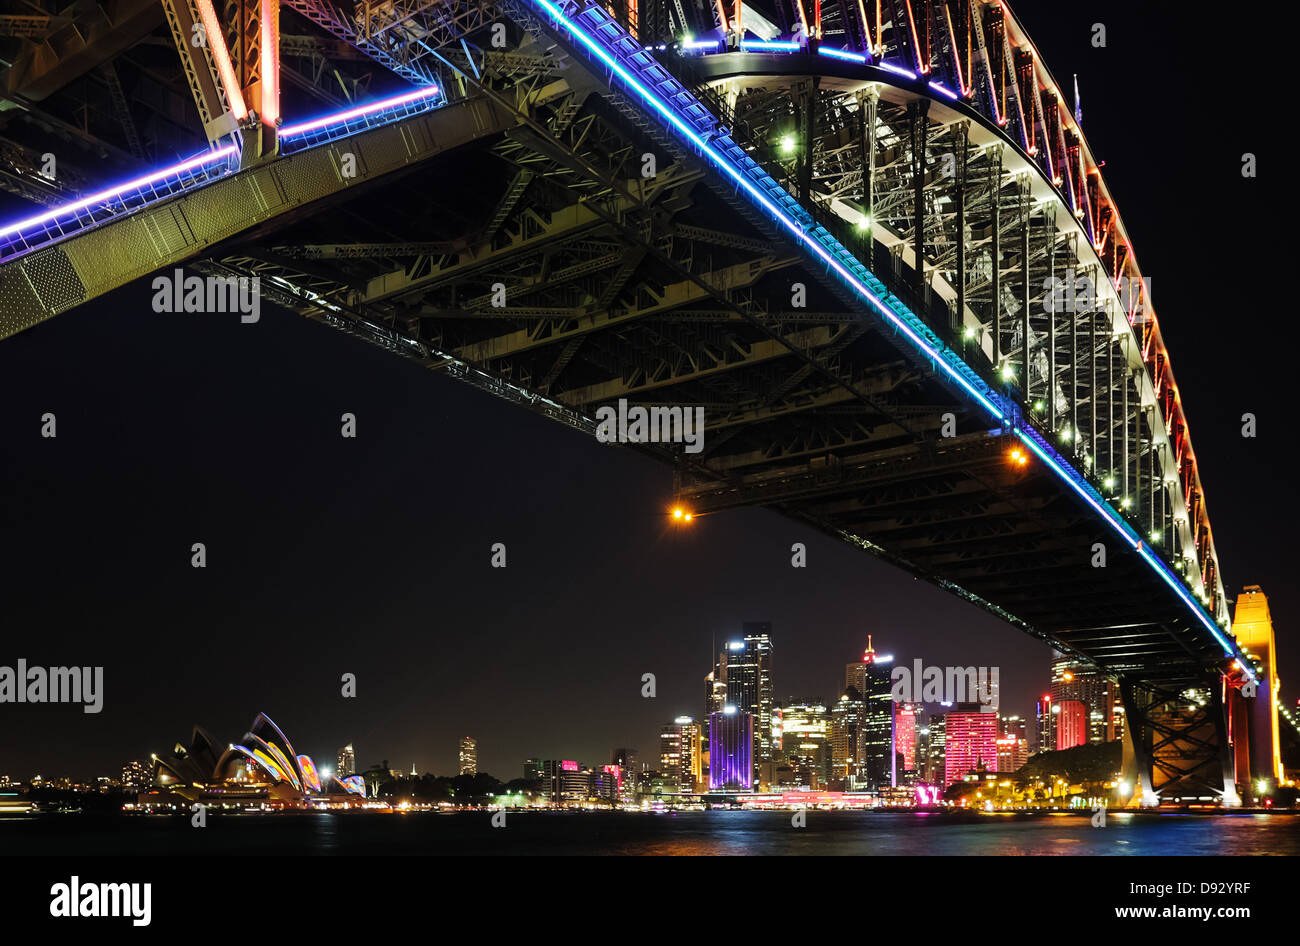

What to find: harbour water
left=4, top=809, right=1298, bottom=856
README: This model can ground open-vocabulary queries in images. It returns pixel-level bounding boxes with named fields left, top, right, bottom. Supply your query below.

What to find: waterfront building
left=713, top=626, right=774, bottom=783
left=845, top=637, right=896, bottom=788
left=943, top=708, right=998, bottom=787
left=1055, top=699, right=1087, bottom=750
left=708, top=706, right=754, bottom=791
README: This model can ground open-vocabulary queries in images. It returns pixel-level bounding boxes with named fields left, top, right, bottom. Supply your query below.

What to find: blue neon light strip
left=740, top=39, right=801, bottom=51
left=928, top=80, right=958, bottom=100
left=530, top=0, right=1243, bottom=669
left=818, top=47, right=868, bottom=64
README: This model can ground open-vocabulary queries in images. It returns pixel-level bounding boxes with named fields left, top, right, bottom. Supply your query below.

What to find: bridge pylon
left=1229, top=586, right=1283, bottom=798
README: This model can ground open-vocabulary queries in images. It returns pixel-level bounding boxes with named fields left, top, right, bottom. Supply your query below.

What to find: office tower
left=610, top=748, right=636, bottom=771
left=659, top=717, right=701, bottom=792
left=777, top=700, right=830, bottom=789
left=1050, top=652, right=1120, bottom=743
left=896, top=703, right=921, bottom=773
left=925, top=711, right=947, bottom=784
left=1035, top=696, right=1054, bottom=752
left=659, top=724, right=682, bottom=779
left=337, top=744, right=355, bottom=778
left=1055, top=699, right=1087, bottom=750
left=523, top=758, right=542, bottom=781
left=541, top=760, right=589, bottom=805
left=996, top=735, right=1029, bottom=772
left=610, top=749, right=637, bottom=799
left=943, top=708, right=998, bottom=787
left=713, top=626, right=774, bottom=782
left=1001, top=714, right=1028, bottom=742
left=708, top=706, right=753, bottom=791
left=845, top=637, right=896, bottom=789
left=830, top=687, right=866, bottom=788
left=458, top=736, right=477, bottom=776
left=705, top=669, right=726, bottom=715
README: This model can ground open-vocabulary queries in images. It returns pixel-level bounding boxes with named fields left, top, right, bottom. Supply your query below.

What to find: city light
left=1009, top=448, right=1028, bottom=466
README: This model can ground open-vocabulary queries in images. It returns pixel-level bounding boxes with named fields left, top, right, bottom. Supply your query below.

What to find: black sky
left=0, top=0, right=1288, bottom=780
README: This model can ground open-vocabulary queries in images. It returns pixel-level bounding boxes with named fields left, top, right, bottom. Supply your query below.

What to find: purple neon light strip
left=0, top=145, right=238, bottom=241
left=0, top=86, right=442, bottom=247
left=279, top=85, right=441, bottom=138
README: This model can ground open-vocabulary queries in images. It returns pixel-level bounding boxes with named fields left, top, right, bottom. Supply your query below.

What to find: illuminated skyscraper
left=713, top=626, right=773, bottom=782
left=458, top=736, right=477, bottom=776
left=659, top=717, right=703, bottom=791
left=924, top=711, right=947, bottom=784
left=895, top=703, right=921, bottom=774
left=845, top=637, right=895, bottom=789
left=1055, top=700, right=1087, bottom=750
left=336, top=744, right=355, bottom=778
left=1035, top=696, right=1054, bottom=752
left=830, top=687, right=866, bottom=788
left=708, top=706, right=753, bottom=791
left=996, top=735, right=1029, bottom=772
left=943, top=708, right=998, bottom=787
left=776, top=700, right=830, bottom=789
left=1051, top=652, right=1121, bottom=743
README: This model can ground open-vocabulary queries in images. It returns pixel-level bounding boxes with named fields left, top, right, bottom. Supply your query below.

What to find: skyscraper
left=895, top=702, right=921, bottom=774
left=1035, top=696, right=1054, bottom=752
left=776, top=700, right=830, bottom=789
left=337, top=744, right=355, bottom=778
left=713, top=625, right=773, bottom=783
left=458, top=736, right=477, bottom=776
left=943, top=708, right=998, bottom=787
left=1050, top=652, right=1121, bottom=743
left=829, top=687, right=866, bottom=788
left=1055, top=700, right=1087, bottom=750
left=845, top=637, right=895, bottom=789
left=659, top=717, right=702, bottom=792
left=708, top=706, right=753, bottom=791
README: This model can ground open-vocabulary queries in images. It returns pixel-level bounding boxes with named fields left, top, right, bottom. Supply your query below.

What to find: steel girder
left=0, top=93, right=520, bottom=336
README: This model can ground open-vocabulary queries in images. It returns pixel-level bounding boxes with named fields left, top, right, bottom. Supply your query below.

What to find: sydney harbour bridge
left=0, top=0, right=1289, bottom=803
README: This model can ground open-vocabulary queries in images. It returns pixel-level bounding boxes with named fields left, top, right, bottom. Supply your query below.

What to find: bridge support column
left=1120, top=678, right=1238, bottom=807
left=1119, top=681, right=1158, bottom=808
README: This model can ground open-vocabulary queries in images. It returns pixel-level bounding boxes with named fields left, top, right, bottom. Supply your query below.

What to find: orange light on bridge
left=1009, top=448, right=1028, bottom=467
left=671, top=506, right=694, bottom=523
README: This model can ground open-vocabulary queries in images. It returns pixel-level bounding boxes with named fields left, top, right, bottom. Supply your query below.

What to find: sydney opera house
left=138, top=713, right=367, bottom=809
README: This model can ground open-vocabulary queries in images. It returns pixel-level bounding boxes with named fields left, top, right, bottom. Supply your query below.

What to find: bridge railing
left=0, top=146, right=240, bottom=264
left=0, top=86, right=444, bottom=265
left=278, top=86, right=443, bottom=154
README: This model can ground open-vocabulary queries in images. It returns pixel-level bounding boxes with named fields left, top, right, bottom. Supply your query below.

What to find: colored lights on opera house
left=138, top=713, right=367, bottom=809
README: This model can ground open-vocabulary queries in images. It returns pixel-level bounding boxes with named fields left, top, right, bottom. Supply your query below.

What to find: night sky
left=0, top=0, right=1287, bottom=782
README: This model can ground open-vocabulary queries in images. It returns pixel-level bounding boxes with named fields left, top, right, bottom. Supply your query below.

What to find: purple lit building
left=708, top=707, right=753, bottom=791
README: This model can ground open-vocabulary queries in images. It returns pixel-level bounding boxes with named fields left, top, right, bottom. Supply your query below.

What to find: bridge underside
left=0, top=0, right=1252, bottom=803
